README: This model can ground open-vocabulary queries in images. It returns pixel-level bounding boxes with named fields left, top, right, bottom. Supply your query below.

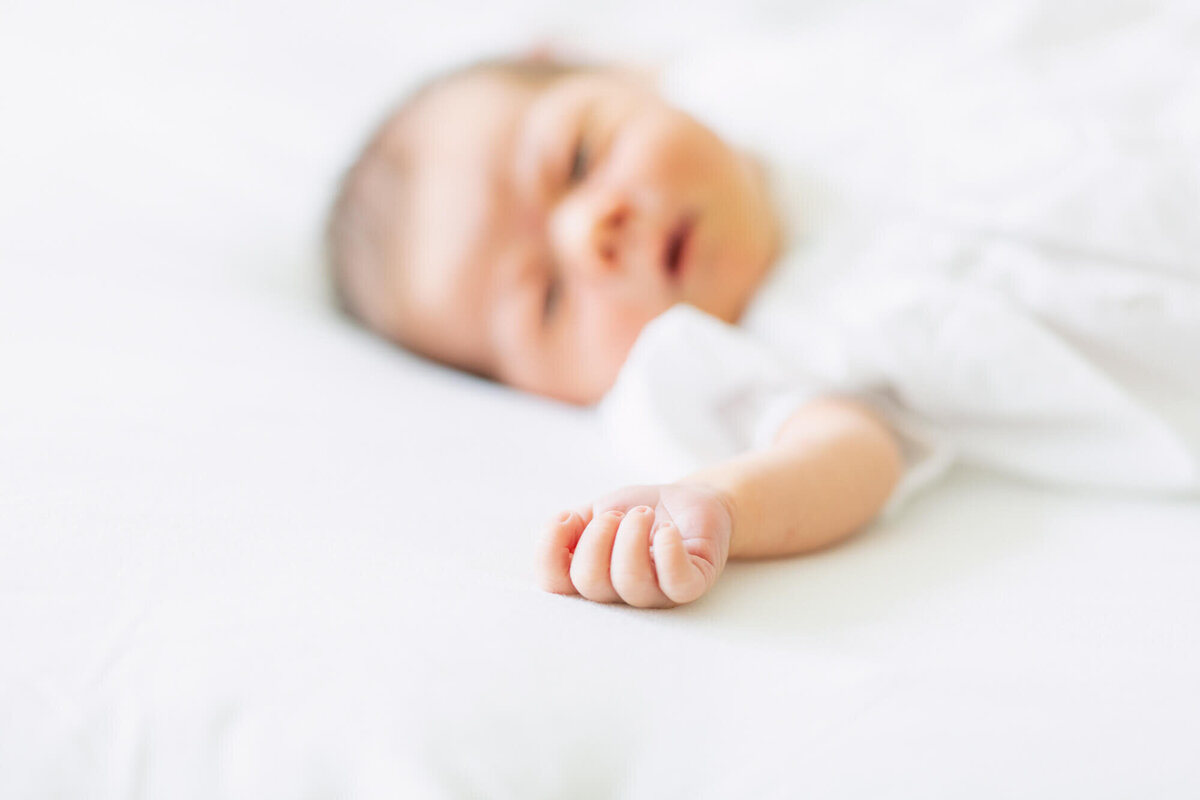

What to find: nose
left=549, top=190, right=630, bottom=280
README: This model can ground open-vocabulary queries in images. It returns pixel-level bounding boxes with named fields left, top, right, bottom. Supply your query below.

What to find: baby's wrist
left=674, top=480, right=739, bottom=543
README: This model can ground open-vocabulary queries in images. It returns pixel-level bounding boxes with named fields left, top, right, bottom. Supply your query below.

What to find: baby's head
left=327, top=56, right=781, bottom=404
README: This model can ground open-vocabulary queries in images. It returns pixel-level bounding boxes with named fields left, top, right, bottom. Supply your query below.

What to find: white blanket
left=3, top=1, right=1199, bottom=797
left=604, top=1, right=1200, bottom=503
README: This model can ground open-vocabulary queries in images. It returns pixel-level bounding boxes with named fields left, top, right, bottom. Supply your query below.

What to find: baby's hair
left=324, top=55, right=583, bottom=339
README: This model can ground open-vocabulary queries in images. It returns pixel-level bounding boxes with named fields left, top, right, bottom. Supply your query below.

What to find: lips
left=662, top=215, right=696, bottom=281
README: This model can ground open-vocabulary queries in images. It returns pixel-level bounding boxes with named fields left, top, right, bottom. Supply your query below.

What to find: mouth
left=662, top=215, right=696, bottom=282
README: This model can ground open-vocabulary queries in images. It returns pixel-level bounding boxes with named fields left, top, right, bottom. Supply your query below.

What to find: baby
left=327, top=53, right=1200, bottom=609
left=326, top=57, right=903, bottom=608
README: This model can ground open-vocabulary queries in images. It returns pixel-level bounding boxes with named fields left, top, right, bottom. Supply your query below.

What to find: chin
left=544, top=379, right=609, bottom=407
left=521, top=360, right=620, bottom=407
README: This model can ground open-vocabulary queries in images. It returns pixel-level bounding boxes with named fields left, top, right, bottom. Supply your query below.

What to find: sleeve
left=598, top=304, right=954, bottom=515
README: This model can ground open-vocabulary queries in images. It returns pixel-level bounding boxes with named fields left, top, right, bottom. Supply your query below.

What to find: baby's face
left=387, top=66, right=781, bottom=404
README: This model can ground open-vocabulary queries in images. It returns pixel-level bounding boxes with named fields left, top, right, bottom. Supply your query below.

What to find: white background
left=3, top=2, right=1199, bottom=798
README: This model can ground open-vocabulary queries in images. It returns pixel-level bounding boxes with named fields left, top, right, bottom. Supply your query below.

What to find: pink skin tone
left=379, top=65, right=898, bottom=607
left=537, top=484, right=734, bottom=609
left=386, top=66, right=781, bottom=404
left=536, top=399, right=903, bottom=609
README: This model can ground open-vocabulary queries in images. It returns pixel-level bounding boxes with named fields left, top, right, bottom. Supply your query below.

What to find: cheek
left=568, top=295, right=659, bottom=396
left=604, top=114, right=703, bottom=201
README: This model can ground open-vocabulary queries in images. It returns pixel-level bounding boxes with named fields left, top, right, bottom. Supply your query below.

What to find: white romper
left=599, top=5, right=1200, bottom=509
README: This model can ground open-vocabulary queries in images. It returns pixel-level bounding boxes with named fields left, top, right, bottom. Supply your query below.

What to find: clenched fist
left=537, top=483, right=734, bottom=608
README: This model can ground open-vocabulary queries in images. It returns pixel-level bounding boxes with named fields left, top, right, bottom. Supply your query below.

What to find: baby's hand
left=536, top=483, right=733, bottom=608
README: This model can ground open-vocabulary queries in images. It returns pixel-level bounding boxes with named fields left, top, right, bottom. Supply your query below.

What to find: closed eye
left=543, top=277, right=561, bottom=323
left=568, top=136, right=589, bottom=184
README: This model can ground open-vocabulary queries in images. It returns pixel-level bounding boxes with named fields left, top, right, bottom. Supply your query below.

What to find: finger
left=573, top=503, right=595, bottom=528
left=569, top=509, right=625, bottom=602
left=536, top=511, right=586, bottom=595
left=651, top=523, right=714, bottom=605
left=611, top=506, right=672, bottom=608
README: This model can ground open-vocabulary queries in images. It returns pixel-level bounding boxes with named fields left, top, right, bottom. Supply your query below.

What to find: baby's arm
left=536, top=397, right=903, bottom=607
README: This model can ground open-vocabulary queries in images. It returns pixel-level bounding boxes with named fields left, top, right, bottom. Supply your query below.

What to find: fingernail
left=608, top=510, right=624, bottom=519
left=557, top=511, right=572, bottom=523
left=633, top=506, right=652, bottom=514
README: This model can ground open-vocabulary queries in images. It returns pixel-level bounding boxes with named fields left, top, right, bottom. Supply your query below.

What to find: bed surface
left=3, top=1, right=1199, bottom=797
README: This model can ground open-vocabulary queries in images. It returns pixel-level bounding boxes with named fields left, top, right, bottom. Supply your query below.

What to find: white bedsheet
left=3, top=1, right=1199, bottom=797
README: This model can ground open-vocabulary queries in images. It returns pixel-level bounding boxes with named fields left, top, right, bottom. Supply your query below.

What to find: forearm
left=684, top=397, right=903, bottom=559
